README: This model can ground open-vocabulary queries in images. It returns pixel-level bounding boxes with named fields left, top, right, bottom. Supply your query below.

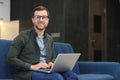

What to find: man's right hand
left=30, top=62, right=49, bottom=70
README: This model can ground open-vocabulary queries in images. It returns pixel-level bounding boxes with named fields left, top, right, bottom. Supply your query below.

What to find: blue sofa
left=0, top=39, right=120, bottom=80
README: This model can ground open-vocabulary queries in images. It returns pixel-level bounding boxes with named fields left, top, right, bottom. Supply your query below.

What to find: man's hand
left=30, top=62, right=49, bottom=70
left=48, top=62, right=54, bottom=68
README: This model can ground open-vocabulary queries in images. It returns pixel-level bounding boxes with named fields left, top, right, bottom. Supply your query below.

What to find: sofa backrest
left=0, top=39, right=74, bottom=79
left=54, top=42, right=74, bottom=56
left=0, top=40, right=14, bottom=79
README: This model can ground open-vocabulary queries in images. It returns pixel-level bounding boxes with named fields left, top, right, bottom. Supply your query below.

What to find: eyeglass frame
left=33, top=15, right=49, bottom=20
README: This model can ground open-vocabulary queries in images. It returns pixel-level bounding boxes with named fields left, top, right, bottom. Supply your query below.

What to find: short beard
left=35, top=25, right=46, bottom=31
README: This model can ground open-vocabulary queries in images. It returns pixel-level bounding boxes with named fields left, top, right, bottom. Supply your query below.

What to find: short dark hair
left=32, top=6, right=50, bottom=18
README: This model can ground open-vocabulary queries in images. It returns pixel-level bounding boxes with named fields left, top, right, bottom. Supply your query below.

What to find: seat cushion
left=78, top=74, right=114, bottom=80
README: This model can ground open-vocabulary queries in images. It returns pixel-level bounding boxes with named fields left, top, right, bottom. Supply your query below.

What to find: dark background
left=11, top=0, right=120, bottom=62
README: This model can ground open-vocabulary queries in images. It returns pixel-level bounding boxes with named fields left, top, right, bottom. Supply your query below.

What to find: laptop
left=36, top=53, right=81, bottom=73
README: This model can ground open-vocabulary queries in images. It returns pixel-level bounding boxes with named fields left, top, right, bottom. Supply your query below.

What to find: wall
left=107, top=0, right=120, bottom=62
left=64, top=0, right=88, bottom=60
left=0, top=0, right=10, bottom=21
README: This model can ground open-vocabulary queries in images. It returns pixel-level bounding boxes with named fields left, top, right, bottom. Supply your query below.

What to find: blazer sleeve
left=7, top=33, right=31, bottom=70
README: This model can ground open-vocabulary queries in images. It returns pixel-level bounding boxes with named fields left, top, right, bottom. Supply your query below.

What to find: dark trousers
left=32, top=70, right=78, bottom=80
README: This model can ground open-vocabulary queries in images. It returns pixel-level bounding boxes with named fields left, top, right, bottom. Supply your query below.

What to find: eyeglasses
left=33, top=15, right=49, bottom=20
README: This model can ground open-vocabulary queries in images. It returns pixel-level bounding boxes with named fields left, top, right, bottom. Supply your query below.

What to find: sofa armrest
left=73, top=61, right=120, bottom=80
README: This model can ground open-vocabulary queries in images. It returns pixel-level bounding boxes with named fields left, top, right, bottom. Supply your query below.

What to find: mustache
left=38, top=21, right=44, bottom=24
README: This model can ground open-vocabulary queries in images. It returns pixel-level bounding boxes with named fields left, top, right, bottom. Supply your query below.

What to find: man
left=7, top=6, right=78, bottom=80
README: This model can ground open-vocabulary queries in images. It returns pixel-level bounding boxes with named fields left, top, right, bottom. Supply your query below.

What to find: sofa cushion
left=78, top=74, right=114, bottom=80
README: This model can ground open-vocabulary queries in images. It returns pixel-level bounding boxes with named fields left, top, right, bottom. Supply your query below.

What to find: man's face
left=32, top=10, right=49, bottom=31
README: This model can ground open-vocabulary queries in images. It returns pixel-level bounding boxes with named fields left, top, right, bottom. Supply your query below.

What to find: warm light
left=0, top=20, right=3, bottom=26
left=0, top=20, right=19, bottom=40
left=0, top=20, right=2, bottom=38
